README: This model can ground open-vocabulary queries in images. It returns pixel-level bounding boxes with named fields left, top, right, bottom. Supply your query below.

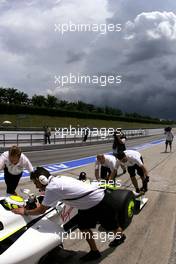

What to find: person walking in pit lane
left=111, top=150, right=149, bottom=193
left=112, top=128, right=127, bottom=174
left=164, top=127, right=174, bottom=152
left=13, top=167, right=126, bottom=261
left=112, top=129, right=126, bottom=156
left=95, top=154, right=120, bottom=181
left=44, top=126, right=51, bottom=144
left=0, top=145, right=33, bottom=195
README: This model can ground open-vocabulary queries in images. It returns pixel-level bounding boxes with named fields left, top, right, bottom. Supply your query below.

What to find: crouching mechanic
left=95, top=154, right=119, bottom=181
left=114, top=150, right=149, bottom=193
left=12, top=167, right=126, bottom=261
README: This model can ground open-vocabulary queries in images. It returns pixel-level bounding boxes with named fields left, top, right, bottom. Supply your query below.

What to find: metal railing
left=0, top=129, right=148, bottom=147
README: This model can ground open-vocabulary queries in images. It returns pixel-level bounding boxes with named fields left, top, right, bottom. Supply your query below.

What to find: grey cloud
left=66, top=51, right=86, bottom=64
left=124, top=74, right=146, bottom=84
left=125, top=39, right=174, bottom=64
left=160, top=62, right=176, bottom=81
left=1, top=1, right=176, bottom=119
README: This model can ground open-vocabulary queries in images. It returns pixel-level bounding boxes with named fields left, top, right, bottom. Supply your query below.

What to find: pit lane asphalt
left=0, top=135, right=163, bottom=194
left=54, top=137, right=176, bottom=264
left=19, top=134, right=164, bottom=166
left=1, top=134, right=176, bottom=264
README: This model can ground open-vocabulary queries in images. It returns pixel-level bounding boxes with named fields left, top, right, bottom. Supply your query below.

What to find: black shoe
left=140, top=186, right=147, bottom=192
left=80, top=250, right=101, bottom=262
left=140, top=183, right=148, bottom=192
left=109, top=234, right=126, bottom=247
left=135, top=188, right=140, bottom=193
left=145, top=176, right=150, bottom=182
left=141, top=176, right=150, bottom=192
left=140, top=184, right=148, bottom=192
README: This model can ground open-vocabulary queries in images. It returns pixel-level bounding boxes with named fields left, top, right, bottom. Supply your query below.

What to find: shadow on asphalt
left=40, top=246, right=118, bottom=264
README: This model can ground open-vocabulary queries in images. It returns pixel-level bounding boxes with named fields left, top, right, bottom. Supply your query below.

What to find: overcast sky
left=0, top=0, right=176, bottom=119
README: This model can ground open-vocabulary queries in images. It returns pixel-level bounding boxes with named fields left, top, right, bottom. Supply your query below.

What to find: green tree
left=4, top=88, right=18, bottom=104
left=0, top=87, right=29, bottom=105
left=57, top=100, right=68, bottom=108
left=104, top=106, right=122, bottom=115
left=15, top=91, right=29, bottom=105
left=46, top=94, right=58, bottom=108
left=31, top=95, right=46, bottom=107
left=0, top=87, right=7, bottom=103
left=86, top=104, right=96, bottom=112
left=76, top=101, right=88, bottom=111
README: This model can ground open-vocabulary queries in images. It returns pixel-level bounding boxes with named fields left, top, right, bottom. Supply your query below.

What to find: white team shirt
left=95, top=154, right=118, bottom=171
left=115, top=150, right=143, bottom=168
left=0, top=151, right=33, bottom=175
left=165, top=131, right=174, bottom=141
left=42, top=176, right=105, bottom=210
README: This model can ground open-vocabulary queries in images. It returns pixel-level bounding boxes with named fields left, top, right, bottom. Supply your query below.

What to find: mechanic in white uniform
left=0, top=145, right=33, bottom=195
left=95, top=154, right=119, bottom=181
left=13, top=166, right=126, bottom=262
left=113, top=150, right=149, bottom=193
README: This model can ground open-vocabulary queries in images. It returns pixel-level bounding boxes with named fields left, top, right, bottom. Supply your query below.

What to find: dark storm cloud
left=125, top=39, right=174, bottom=64
left=81, top=10, right=176, bottom=119
left=124, top=74, right=146, bottom=83
left=0, top=0, right=111, bottom=95
left=160, top=62, right=176, bottom=81
left=1, top=0, right=176, bottom=119
left=66, top=51, right=86, bottom=64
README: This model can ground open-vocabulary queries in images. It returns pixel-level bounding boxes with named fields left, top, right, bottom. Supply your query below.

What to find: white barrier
left=0, top=128, right=164, bottom=147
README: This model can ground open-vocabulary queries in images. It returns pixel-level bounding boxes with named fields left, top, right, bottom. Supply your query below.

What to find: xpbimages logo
left=55, top=125, right=122, bottom=139
left=60, top=179, right=122, bottom=191
left=54, top=73, right=122, bottom=87
left=59, top=230, right=122, bottom=243
left=54, top=21, right=122, bottom=35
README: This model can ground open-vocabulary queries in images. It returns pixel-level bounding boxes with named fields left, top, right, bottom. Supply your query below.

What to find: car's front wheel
left=107, top=189, right=135, bottom=229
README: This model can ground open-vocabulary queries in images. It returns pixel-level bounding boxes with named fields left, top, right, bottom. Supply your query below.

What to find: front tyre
left=108, top=189, right=135, bottom=229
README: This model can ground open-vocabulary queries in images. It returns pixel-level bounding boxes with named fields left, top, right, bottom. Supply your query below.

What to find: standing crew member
left=0, top=145, right=33, bottom=195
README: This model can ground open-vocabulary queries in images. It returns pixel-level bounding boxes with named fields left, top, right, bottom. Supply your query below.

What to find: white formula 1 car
left=0, top=189, right=78, bottom=264
left=0, top=186, right=147, bottom=264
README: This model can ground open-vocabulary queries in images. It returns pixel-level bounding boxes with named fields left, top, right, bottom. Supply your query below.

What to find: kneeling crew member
left=95, top=154, right=119, bottom=181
